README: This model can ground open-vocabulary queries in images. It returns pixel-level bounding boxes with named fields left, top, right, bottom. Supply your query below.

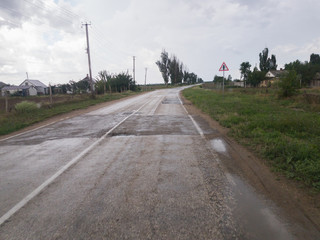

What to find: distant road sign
left=219, top=62, right=229, bottom=71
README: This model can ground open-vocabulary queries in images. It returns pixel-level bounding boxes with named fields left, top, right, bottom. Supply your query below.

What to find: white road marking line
left=149, top=96, right=164, bottom=115
left=178, top=92, right=236, bottom=186
left=188, top=115, right=205, bottom=138
left=177, top=95, right=205, bottom=138
left=0, top=101, right=149, bottom=226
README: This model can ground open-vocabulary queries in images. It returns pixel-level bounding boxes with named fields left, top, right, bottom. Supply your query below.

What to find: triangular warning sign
left=219, top=62, right=229, bottom=71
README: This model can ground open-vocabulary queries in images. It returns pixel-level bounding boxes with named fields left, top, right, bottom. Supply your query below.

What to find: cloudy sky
left=0, top=0, right=319, bottom=86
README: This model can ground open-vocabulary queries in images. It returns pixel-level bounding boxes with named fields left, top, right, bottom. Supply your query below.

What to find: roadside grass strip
left=183, top=86, right=320, bottom=191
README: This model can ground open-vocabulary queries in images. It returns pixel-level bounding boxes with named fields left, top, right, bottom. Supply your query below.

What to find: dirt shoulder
left=180, top=92, right=320, bottom=237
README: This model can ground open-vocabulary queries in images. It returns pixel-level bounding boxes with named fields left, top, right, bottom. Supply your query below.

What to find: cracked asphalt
left=0, top=87, right=305, bottom=239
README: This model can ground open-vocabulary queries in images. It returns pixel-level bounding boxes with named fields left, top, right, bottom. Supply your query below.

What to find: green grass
left=0, top=92, right=139, bottom=136
left=183, top=86, right=320, bottom=190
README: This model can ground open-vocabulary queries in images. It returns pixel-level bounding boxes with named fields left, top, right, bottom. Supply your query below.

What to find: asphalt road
left=0, top=87, right=311, bottom=239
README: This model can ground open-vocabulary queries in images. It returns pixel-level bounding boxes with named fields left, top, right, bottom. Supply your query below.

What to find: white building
left=20, top=79, right=48, bottom=95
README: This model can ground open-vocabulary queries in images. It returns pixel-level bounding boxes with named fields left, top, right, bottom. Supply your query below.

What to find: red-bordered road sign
left=219, top=62, right=229, bottom=71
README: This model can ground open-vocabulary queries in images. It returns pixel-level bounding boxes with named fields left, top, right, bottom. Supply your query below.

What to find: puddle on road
left=210, top=138, right=227, bottom=154
left=229, top=174, right=294, bottom=240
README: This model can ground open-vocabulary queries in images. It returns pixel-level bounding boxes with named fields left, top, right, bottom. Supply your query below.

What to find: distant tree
left=259, top=48, right=269, bottom=71
left=310, top=53, right=320, bottom=65
left=69, top=80, right=77, bottom=93
left=168, top=55, right=179, bottom=84
left=156, top=49, right=200, bottom=85
left=156, top=50, right=170, bottom=86
left=278, top=71, right=299, bottom=97
left=59, top=83, right=71, bottom=94
left=240, top=62, right=251, bottom=86
left=269, top=54, right=277, bottom=70
left=213, top=75, right=224, bottom=83
left=284, top=57, right=320, bottom=86
left=227, top=74, right=232, bottom=82
left=197, top=77, right=204, bottom=83
left=247, top=67, right=265, bottom=87
left=259, top=48, right=277, bottom=71
left=95, top=70, right=108, bottom=94
left=183, top=70, right=190, bottom=84
left=77, top=78, right=90, bottom=93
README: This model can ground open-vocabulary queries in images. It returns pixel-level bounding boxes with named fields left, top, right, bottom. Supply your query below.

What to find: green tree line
left=156, top=49, right=203, bottom=85
left=240, top=48, right=320, bottom=88
left=52, top=71, right=137, bottom=94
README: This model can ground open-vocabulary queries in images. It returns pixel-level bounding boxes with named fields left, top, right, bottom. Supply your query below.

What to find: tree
left=168, top=55, right=184, bottom=84
left=310, top=53, right=320, bottom=65
left=240, top=62, right=251, bottom=86
left=213, top=75, right=223, bottom=83
left=284, top=56, right=320, bottom=86
left=269, top=54, right=277, bottom=70
left=278, top=71, right=299, bottom=97
left=95, top=70, right=108, bottom=94
left=259, top=48, right=277, bottom=71
left=247, top=67, right=265, bottom=87
left=156, top=50, right=170, bottom=86
left=259, top=48, right=269, bottom=71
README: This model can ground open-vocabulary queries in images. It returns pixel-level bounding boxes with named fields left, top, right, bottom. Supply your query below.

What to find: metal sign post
left=219, top=62, right=229, bottom=94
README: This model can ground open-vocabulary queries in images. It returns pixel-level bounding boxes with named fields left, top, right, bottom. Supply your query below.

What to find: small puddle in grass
left=210, top=138, right=227, bottom=154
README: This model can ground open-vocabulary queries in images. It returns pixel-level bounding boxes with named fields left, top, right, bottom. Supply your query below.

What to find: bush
left=15, top=101, right=38, bottom=113
left=278, top=71, right=299, bottom=97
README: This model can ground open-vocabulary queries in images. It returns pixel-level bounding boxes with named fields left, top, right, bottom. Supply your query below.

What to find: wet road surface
left=0, top=88, right=314, bottom=239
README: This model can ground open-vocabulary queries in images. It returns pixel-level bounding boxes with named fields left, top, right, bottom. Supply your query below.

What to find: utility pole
left=49, top=83, right=53, bottom=105
left=133, top=56, right=136, bottom=84
left=144, top=67, right=148, bottom=91
left=82, top=22, right=94, bottom=97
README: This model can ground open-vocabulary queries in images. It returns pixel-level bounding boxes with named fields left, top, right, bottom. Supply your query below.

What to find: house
left=260, top=69, right=288, bottom=87
left=1, top=85, right=38, bottom=96
left=20, top=79, right=48, bottom=95
left=233, top=80, right=245, bottom=87
left=310, top=72, right=320, bottom=88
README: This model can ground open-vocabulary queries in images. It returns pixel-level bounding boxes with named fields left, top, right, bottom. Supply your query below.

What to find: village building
left=310, top=72, right=320, bottom=88
left=260, top=69, right=288, bottom=87
left=1, top=79, right=48, bottom=96
left=20, top=79, right=48, bottom=95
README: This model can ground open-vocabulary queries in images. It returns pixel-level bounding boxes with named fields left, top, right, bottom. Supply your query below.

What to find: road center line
left=0, top=100, right=149, bottom=226
left=149, top=96, right=164, bottom=115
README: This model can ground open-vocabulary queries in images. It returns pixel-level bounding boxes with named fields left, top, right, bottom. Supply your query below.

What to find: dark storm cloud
left=0, top=0, right=80, bottom=31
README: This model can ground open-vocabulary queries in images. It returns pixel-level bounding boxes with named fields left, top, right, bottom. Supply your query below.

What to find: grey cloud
left=0, top=0, right=80, bottom=32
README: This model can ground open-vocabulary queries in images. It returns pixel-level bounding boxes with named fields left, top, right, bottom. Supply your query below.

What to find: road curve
left=0, top=88, right=315, bottom=239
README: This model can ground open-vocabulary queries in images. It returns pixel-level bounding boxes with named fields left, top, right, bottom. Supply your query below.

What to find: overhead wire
left=1, top=0, right=135, bottom=77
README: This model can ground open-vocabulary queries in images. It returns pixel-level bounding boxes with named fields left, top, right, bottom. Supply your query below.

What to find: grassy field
left=183, top=86, right=320, bottom=191
left=0, top=92, right=139, bottom=136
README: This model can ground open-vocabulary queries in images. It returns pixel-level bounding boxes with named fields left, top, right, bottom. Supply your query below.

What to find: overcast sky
left=0, top=0, right=319, bottom=86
